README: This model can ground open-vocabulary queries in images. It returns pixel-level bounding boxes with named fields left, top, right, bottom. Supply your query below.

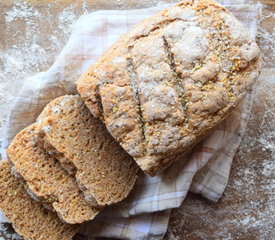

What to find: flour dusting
left=58, top=6, right=77, bottom=36
left=0, top=0, right=78, bottom=152
left=0, top=0, right=274, bottom=239
left=5, top=1, right=39, bottom=23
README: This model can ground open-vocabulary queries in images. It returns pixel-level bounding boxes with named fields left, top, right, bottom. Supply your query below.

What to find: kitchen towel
left=0, top=1, right=260, bottom=239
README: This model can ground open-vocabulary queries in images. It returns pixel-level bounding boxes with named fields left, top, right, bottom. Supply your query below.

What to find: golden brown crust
left=37, top=95, right=139, bottom=206
left=77, top=0, right=261, bottom=176
left=0, top=160, right=79, bottom=240
left=7, top=124, right=100, bottom=224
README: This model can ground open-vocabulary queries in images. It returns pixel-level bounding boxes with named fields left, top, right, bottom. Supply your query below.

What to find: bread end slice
left=0, top=160, right=79, bottom=240
left=7, top=124, right=101, bottom=224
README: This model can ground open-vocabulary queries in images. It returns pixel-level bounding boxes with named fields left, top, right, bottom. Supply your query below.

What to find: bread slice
left=76, top=0, right=261, bottom=176
left=37, top=95, right=138, bottom=206
left=7, top=124, right=100, bottom=224
left=0, top=160, right=79, bottom=240
left=43, top=140, right=76, bottom=175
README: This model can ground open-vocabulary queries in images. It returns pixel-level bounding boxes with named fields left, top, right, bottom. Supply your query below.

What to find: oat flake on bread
left=77, top=0, right=261, bottom=176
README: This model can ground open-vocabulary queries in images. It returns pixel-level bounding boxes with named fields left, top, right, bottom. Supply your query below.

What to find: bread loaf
left=0, top=160, right=79, bottom=240
left=37, top=95, right=138, bottom=206
left=7, top=124, right=100, bottom=224
left=77, top=0, right=261, bottom=176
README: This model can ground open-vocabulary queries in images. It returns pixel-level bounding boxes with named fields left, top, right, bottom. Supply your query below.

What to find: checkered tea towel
left=0, top=1, right=260, bottom=239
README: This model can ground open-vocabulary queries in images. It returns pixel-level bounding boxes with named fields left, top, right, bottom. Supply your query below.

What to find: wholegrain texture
left=37, top=95, right=139, bottom=206
left=77, top=0, right=261, bottom=176
left=7, top=124, right=100, bottom=224
left=0, top=160, right=79, bottom=240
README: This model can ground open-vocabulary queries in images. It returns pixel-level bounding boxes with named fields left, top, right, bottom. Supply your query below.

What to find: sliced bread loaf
left=77, top=0, right=261, bottom=176
left=0, top=160, right=79, bottom=240
left=7, top=124, right=100, bottom=224
left=37, top=95, right=139, bottom=206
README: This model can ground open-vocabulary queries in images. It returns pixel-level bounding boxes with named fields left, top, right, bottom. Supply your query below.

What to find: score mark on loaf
left=77, top=0, right=261, bottom=176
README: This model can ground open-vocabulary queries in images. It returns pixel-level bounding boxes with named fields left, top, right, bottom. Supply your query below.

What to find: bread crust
left=0, top=160, right=79, bottom=240
left=37, top=95, right=138, bottom=206
left=77, top=0, right=261, bottom=176
left=7, top=124, right=100, bottom=224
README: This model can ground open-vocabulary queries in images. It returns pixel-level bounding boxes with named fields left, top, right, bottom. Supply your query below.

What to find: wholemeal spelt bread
left=0, top=160, right=79, bottom=240
left=37, top=95, right=138, bottom=206
left=77, top=0, right=261, bottom=176
left=7, top=124, right=100, bottom=224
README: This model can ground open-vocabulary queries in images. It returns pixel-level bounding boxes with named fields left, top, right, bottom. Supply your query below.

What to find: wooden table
left=0, top=0, right=274, bottom=239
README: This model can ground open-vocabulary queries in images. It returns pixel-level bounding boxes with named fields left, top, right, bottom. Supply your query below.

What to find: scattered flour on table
left=4, top=2, right=39, bottom=23
left=0, top=0, right=77, bottom=153
left=256, top=10, right=275, bottom=67
left=0, top=0, right=274, bottom=239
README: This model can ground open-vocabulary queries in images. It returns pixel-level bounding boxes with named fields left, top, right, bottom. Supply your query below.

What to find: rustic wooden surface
left=0, top=0, right=274, bottom=239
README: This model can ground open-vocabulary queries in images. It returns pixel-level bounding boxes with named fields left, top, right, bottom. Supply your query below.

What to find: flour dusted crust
left=77, top=0, right=261, bottom=176
left=37, top=95, right=138, bottom=206
left=7, top=124, right=101, bottom=224
left=0, top=160, right=79, bottom=240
